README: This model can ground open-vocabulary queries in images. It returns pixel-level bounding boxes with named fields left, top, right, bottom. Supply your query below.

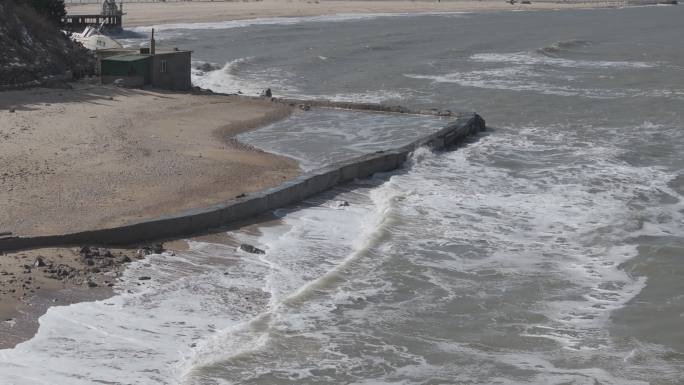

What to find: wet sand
left=0, top=246, right=138, bottom=349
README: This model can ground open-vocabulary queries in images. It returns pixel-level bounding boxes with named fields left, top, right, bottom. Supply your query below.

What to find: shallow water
left=2, top=6, right=684, bottom=385
left=236, top=108, right=448, bottom=170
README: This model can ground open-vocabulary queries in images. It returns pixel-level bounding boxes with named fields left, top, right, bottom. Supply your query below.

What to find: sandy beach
left=0, top=83, right=299, bottom=237
left=0, top=82, right=300, bottom=346
left=67, top=0, right=625, bottom=27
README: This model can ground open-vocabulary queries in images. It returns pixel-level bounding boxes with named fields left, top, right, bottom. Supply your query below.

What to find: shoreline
left=0, top=92, right=484, bottom=349
left=66, top=0, right=628, bottom=28
left=3, top=0, right=594, bottom=353
left=0, top=82, right=299, bottom=237
left=0, top=82, right=301, bottom=348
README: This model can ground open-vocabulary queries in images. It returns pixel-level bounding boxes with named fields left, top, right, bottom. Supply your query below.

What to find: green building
left=101, top=54, right=151, bottom=87
left=100, top=49, right=192, bottom=90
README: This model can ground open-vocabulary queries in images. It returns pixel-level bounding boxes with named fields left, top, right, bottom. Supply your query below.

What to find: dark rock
left=138, top=276, right=151, bottom=281
left=90, top=267, right=101, bottom=273
left=239, top=244, right=265, bottom=255
left=33, top=256, right=46, bottom=267
left=56, top=264, right=73, bottom=278
left=196, top=62, right=220, bottom=72
left=9, top=109, right=15, bottom=113
left=260, top=88, right=272, bottom=97
left=139, top=243, right=165, bottom=256
left=98, top=258, right=113, bottom=268
left=152, top=243, right=164, bottom=254
left=80, top=246, right=114, bottom=260
left=87, top=281, right=98, bottom=287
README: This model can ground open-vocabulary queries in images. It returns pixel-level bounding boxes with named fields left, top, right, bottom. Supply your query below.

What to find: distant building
left=62, top=1, right=124, bottom=33
left=98, top=30, right=192, bottom=91
left=100, top=49, right=192, bottom=90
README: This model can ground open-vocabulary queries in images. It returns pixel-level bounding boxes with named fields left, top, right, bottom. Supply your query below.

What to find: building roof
left=154, top=49, right=192, bottom=55
left=102, top=54, right=151, bottom=62
left=97, top=48, right=138, bottom=54
left=99, top=49, right=192, bottom=58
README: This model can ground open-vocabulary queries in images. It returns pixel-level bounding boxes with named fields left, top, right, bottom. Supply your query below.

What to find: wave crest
left=537, top=39, right=592, bottom=57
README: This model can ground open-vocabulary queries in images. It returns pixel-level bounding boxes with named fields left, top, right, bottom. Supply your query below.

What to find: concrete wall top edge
left=0, top=111, right=484, bottom=252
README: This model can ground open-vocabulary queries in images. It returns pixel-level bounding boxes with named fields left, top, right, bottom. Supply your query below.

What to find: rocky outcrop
left=240, top=244, right=266, bottom=255
left=0, top=0, right=96, bottom=90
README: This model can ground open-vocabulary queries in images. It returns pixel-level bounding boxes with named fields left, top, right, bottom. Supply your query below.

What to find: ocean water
left=2, top=6, right=684, bottom=384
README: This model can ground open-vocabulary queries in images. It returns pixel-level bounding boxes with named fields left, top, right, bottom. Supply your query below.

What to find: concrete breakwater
left=0, top=105, right=485, bottom=252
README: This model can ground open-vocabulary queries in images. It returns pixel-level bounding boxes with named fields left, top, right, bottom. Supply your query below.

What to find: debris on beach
left=32, top=257, right=46, bottom=268
left=239, top=244, right=266, bottom=255
left=136, top=243, right=166, bottom=258
left=332, top=200, right=350, bottom=209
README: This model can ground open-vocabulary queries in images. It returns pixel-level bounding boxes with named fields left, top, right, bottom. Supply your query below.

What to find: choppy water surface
left=2, top=6, right=684, bottom=385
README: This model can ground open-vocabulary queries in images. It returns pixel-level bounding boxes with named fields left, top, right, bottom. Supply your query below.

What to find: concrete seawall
left=0, top=109, right=485, bottom=252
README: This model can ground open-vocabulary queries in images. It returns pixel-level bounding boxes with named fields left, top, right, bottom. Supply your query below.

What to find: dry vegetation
left=0, top=0, right=95, bottom=89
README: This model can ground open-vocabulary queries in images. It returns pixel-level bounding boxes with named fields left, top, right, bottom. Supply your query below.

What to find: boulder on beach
left=240, top=244, right=266, bottom=255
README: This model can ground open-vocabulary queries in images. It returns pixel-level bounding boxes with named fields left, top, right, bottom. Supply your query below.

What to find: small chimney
left=150, top=28, right=156, bottom=55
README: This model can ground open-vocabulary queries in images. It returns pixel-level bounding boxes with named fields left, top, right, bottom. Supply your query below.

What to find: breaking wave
left=470, top=51, right=655, bottom=69
left=191, top=57, right=298, bottom=96
left=537, top=39, right=593, bottom=57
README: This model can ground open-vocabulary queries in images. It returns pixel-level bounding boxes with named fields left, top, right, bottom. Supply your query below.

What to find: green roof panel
left=103, top=54, right=151, bottom=62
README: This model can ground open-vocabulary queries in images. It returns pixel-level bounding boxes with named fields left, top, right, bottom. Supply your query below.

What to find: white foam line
left=178, top=178, right=402, bottom=383
left=471, top=52, right=656, bottom=69
left=130, top=12, right=469, bottom=32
